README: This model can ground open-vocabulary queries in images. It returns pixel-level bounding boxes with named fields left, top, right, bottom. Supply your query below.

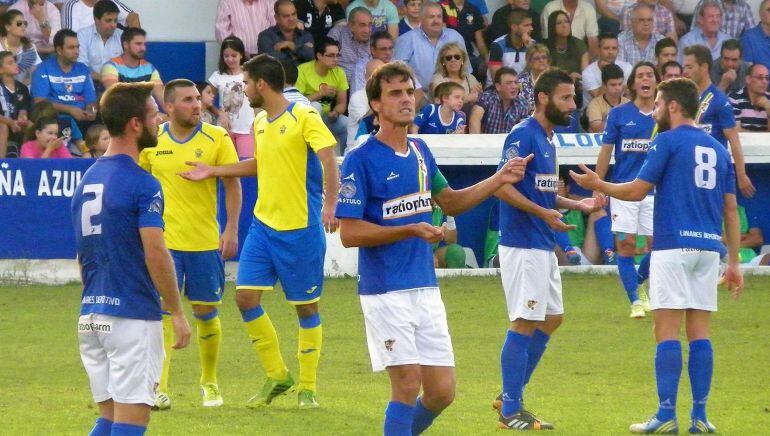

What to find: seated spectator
left=355, top=112, right=378, bottom=142
left=398, top=0, right=421, bottom=36
left=19, top=115, right=70, bottom=157
left=82, top=122, right=107, bottom=157
left=728, top=63, right=770, bottom=132
left=410, top=81, right=467, bottom=134
left=295, top=0, right=345, bottom=43
left=469, top=66, right=528, bottom=134
left=541, top=0, right=599, bottom=58
left=734, top=205, right=765, bottom=264
left=10, top=0, right=61, bottom=57
left=660, top=60, right=683, bottom=80
left=488, top=8, right=534, bottom=78
left=678, top=1, right=731, bottom=64
left=545, top=10, right=588, bottom=87
left=711, top=39, right=749, bottom=95
left=0, top=9, right=41, bottom=84
left=439, top=0, right=488, bottom=83
left=0, top=1, right=14, bottom=15
left=517, top=43, right=550, bottom=112
left=740, top=0, right=770, bottom=73
left=594, top=0, right=635, bottom=35
left=430, top=42, right=482, bottom=108
left=62, top=0, right=137, bottom=33
left=195, top=81, right=217, bottom=125
left=257, top=0, right=314, bottom=66
left=348, top=57, right=387, bottom=148
left=296, top=36, right=348, bottom=151
left=486, top=0, right=541, bottom=47
left=100, top=27, right=163, bottom=106
left=620, top=0, right=677, bottom=42
left=76, top=0, right=122, bottom=82
left=215, top=0, right=273, bottom=58
left=0, top=51, right=30, bottom=157
left=654, top=37, right=677, bottom=68
left=586, top=63, right=629, bottom=133
left=351, top=30, right=392, bottom=93
left=281, top=59, right=312, bottom=106
left=207, top=36, right=255, bottom=158
left=345, top=0, right=398, bottom=37
left=28, top=98, right=83, bottom=153
left=328, top=7, right=371, bottom=91
left=691, top=0, right=755, bottom=38
left=432, top=206, right=466, bottom=269
left=582, top=33, right=631, bottom=107
left=617, top=3, right=665, bottom=66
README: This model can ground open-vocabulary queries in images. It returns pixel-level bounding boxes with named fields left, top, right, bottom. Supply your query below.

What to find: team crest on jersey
left=621, top=139, right=651, bottom=153
left=505, top=144, right=519, bottom=160
left=384, top=339, right=396, bottom=351
left=280, top=125, right=287, bottom=134
left=534, top=174, right=558, bottom=192
left=383, top=192, right=432, bottom=219
left=466, top=14, right=474, bottom=24
left=194, top=148, right=203, bottom=158
left=340, top=182, right=356, bottom=198
left=526, top=300, right=538, bottom=310
left=148, top=191, right=163, bottom=214
left=65, top=83, right=73, bottom=93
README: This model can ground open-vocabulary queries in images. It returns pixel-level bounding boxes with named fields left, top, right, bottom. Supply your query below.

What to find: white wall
left=123, top=0, right=218, bottom=42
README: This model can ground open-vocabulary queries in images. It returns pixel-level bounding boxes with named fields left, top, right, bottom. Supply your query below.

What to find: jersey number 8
left=694, top=146, right=717, bottom=190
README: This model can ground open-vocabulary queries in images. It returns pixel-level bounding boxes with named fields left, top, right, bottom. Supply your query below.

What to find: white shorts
left=610, top=196, right=654, bottom=235
left=649, top=249, right=720, bottom=311
left=499, top=246, right=564, bottom=322
left=359, top=288, right=455, bottom=372
left=78, top=313, right=164, bottom=406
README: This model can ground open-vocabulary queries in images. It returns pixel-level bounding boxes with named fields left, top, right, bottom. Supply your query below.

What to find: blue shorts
left=170, top=249, right=225, bottom=305
left=236, top=218, right=325, bottom=305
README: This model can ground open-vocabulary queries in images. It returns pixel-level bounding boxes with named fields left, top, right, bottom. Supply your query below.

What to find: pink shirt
left=215, top=0, right=275, bottom=55
left=10, top=1, right=62, bottom=47
left=20, top=140, right=72, bottom=158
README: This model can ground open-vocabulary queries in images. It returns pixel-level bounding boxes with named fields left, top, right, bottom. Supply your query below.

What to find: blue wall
left=146, top=42, right=207, bottom=83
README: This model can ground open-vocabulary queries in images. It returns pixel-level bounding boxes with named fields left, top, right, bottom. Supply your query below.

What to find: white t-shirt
left=208, top=70, right=255, bottom=134
left=63, top=0, right=132, bottom=32
left=581, top=60, right=632, bottom=107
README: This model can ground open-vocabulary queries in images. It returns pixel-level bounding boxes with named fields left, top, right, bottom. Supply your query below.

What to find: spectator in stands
left=0, top=1, right=14, bottom=15
left=195, top=81, right=217, bottom=125
left=257, top=0, right=314, bottom=66
left=398, top=0, right=421, bottom=36
left=439, top=0, right=488, bottom=83
left=517, top=43, right=550, bottom=112
left=430, top=42, right=481, bottom=108
left=432, top=205, right=466, bottom=268
left=469, top=66, right=527, bottom=134
left=594, top=0, right=635, bottom=35
left=82, top=122, right=107, bottom=157
left=691, top=0, right=755, bottom=38
left=0, top=9, right=41, bottom=84
left=9, top=0, right=61, bottom=57
left=296, top=36, right=348, bottom=151
left=488, top=8, right=534, bottom=78
left=295, top=0, right=345, bottom=43
left=654, top=37, right=677, bottom=67
left=411, top=81, right=467, bottom=134
left=100, top=27, right=163, bottom=106
left=61, top=0, right=136, bottom=33
left=586, top=63, right=629, bottom=133
left=734, top=205, right=765, bottom=264
left=351, top=30, right=400, bottom=94
left=729, top=63, right=770, bottom=132
left=215, top=0, right=274, bottom=58
left=345, top=0, right=398, bottom=37
left=740, top=0, right=770, bottom=73
left=617, top=3, right=665, bottom=66
left=328, top=7, right=371, bottom=91
left=76, top=0, right=122, bottom=81
left=486, top=0, right=541, bottom=47
left=394, top=2, right=467, bottom=92
left=208, top=36, right=254, bottom=157
left=0, top=50, right=30, bottom=157
left=19, top=115, right=70, bottom=157
left=660, top=59, right=683, bottom=80
left=348, top=57, right=381, bottom=146
left=620, top=0, right=677, bottom=42
left=711, top=39, right=749, bottom=95
left=582, top=33, right=631, bottom=107
left=540, top=0, right=599, bottom=58
left=28, top=97, right=83, bottom=153
left=545, top=10, right=588, bottom=85
left=281, top=59, right=312, bottom=106
left=678, top=1, right=731, bottom=64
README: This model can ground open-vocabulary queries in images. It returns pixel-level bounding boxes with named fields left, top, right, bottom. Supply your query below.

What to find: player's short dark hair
left=657, top=78, right=700, bottom=119
left=366, top=61, right=415, bottom=114
left=100, top=82, right=155, bottom=137
left=218, top=36, right=246, bottom=74
left=533, top=68, right=573, bottom=106
left=164, top=79, right=196, bottom=103
left=720, top=39, right=741, bottom=56
left=654, top=38, right=677, bottom=57
left=433, top=81, right=464, bottom=101
left=93, top=0, right=120, bottom=20
left=370, top=30, right=392, bottom=49
left=601, top=63, right=625, bottom=85
left=280, top=59, right=299, bottom=85
left=315, top=36, right=340, bottom=58
left=53, top=28, right=77, bottom=49
left=243, top=54, right=285, bottom=93
left=660, top=60, right=682, bottom=74
left=274, top=0, right=295, bottom=15
left=508, top=8, right=530, bottom=27
left=598, top=33, right=618, bottom=46
left=683, top=45, right=713, bottom=72
left=494, top=66, right=517, bottom=84
left=120, top=27, right=146, bottom=46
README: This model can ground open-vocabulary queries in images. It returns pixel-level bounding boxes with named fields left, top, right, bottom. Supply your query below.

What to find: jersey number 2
left=81, top=184, right=104, bottom=236
left=694, top=146, right=717, bottom=190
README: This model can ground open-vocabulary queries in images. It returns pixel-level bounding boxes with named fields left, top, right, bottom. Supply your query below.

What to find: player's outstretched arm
left=140, top=227, right=192, bottom=349
left=722, top=193, right=744, bottom=299
left=178, top=158, right=258, bottom=181
left=339, top=218, right=444, bottom=248
left=317, top=147, right=340, bottom=233
left=570, top=163, right=652, bottom=201
left=495, top=183, right=576, bottom=232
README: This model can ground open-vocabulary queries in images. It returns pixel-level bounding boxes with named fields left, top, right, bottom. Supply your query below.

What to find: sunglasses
left=444, top=54, right=462, bottom=62
left=14, top=20, right=28, bottom=27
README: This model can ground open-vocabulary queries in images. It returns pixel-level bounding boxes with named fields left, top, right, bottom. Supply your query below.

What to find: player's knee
left=192, top=304, right=216, bottom=317
left=617, top=236, right=636, bottom=255
left=390, top=369, right=422, bottom=400
left=234, top=290, right=260, bottom=311
left=424, top=380, right=455, bottom=410
left=295, top=302, right=319, bottom=318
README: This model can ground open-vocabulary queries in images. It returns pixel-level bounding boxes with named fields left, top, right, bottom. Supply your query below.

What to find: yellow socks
left=297, top=313, right=322, bottom=393
left=241, top=305, right=289, bottom=381
left=195, top=309, right=221, bottom=385
left=159, top=313, right=174, bottom=393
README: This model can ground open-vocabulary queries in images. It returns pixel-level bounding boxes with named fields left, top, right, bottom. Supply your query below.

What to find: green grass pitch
left=2, top=275, right=769, bottom=435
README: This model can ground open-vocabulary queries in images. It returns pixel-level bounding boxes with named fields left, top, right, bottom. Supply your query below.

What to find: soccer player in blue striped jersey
left=72, top=82, right=191, bottom=436
left=336, top=62, right=531, bottom=436
left=595, top=62, right=659, bottom=319
left=682, top=44, right=756, bottom=198
left=571, top=77, right=743, bottom=435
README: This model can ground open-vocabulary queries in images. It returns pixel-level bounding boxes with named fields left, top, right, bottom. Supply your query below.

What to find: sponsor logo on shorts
left=382, top=192, right=432, bottom=219
left=534, top=174, right=558, bottom=192
left=78, top=320, right=112, bottom=333
left=384, top=339, right=396, bottom=351
left=621, top=139, right=651, bottom=153
left=526, top=300, right=538, bottom=310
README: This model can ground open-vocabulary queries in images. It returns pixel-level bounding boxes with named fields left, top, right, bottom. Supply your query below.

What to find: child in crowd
left=399, top=0, right=422, bottom=35
left=0, top=50, right=30, bottom=157
left=196, top=81, right=217, bottom=125
left=84, top=124, right=109, bottom=158
left=29, top=100, right=85, bottom=155
left=410, top=81, right=467, bottom=134
left=19, top=117, right=71, bottom=158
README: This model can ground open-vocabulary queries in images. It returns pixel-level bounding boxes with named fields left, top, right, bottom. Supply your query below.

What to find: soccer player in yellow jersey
left=181, top=54, right=339, bottom=409
left=139, top=79, right=242, bottom=409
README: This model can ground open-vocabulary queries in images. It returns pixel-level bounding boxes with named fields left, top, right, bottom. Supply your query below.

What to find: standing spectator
left=394, top=2, right=467, bottom=92
left=660, top=60, right=683, bottom=80
left=257, top=0, right=314, bottom=65
left=281, top=59, right=312, bottom=106
left=0, top=9, right=42, bottom=84
left=76, top=0, right=122, bottom=81
left=729, top=63, right=770, bottom=132
left=410, top=81, right=467, bottom=134
left=545, top=11, right=588, bottom=85
left=100, top=27, right=163, bottom=106
left=617, top=3, right=665, bottom=66
left=582, top=34, right=632, bottom=107
left=328, top=7, right=371, bottom=91
left=678, top=1, right=732, bottom=64
left=208, top=36, right=254, bottom=158
left=711, top=39, right=749, bottom=95
left=61, top=0, right=136, bottom=32
left=740, top=0, right=770, bottom=73
left=469, top=66, right=528, bottom=134
left=620, top=0, right=676, bottom=42
left=586, top=63, right=629, bottom=133
left=488, top=8, right=535, bottom=78
left=399, top=0, right=421, bottom=36
left=431, top=42, right=481, bottom=107
left=517, top=43, right=550, bottom=112
left=540, top=0, right=599, bottom=58
left=654, top=37, right=677, bottom=68
left=10, top=0, right=61, bottom=57
left=0, top=51, right=31, bottom=157
left=215, top=0, right=275, bottom=58
left=351, top=30, right=392, bottom=93
left=594, top=0, right=635, bottom=35
left=345, top=0, right=398, bottom=37
left=295, top=0, right=345, bottom=43
left=439, top=0, right=488, bottom=82
left=19, top=116, right=71, bottom=157
left=691, top=0, right=755, bottom=38
left=486, top=0, right=541, bottom=47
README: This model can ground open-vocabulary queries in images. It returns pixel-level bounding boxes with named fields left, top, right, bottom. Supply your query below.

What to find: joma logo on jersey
left=534, top=174, right=558, bottom=192
left=155, top=150, right=173, bottom=156
left=382, top=192, right=432, bottom=219
left=621, top=139, right=651, bottom=152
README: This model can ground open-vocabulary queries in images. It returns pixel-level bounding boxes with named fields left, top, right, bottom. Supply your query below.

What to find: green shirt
left=295, top=61, right=349, bottom=114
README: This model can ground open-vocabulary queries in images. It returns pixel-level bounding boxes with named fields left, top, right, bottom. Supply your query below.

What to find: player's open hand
left=539, top=209, right=576, bottom=232
left=738, top=173, right=756, bottom=198
left=179, top=161, right=215, bottom=181
left=322, top=202, right=339, bottom=233
left=171, top=313, right=192, bottom=350
left=569, top=164, right=602, bottom=191
left=576, top=195, right=606, bottom=213
left=723, top=263, right=743, bottom=299
left=220, top=226, right=239, bottom=259
left=411, top=222, right=445, bottom=244
left=498, top=154, right=534, bottom=185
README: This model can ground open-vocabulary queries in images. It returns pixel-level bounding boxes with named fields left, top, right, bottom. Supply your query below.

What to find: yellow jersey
left=254, top=102, right=336, bottom=231
left=139, top=122, right=239, bottom=251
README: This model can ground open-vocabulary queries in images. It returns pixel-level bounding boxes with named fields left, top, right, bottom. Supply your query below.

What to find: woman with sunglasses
left=517, top=44, right=551, bottom=113
left=0, top=10, right=41, bottom=85
left=544, top=11, right=588, bottom=90
left=7, top=0, right=61, bottom=57
left=430, top=42, right=482, bottom=108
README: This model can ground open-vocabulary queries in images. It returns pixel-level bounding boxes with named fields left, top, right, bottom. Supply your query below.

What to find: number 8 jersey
left=637, top=125, right=736, bottom=253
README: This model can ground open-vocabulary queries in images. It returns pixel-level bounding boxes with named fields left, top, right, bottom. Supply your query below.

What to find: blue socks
left=617, top=255, right=639, bottom=303
left=688, top=339, right=713, bottom=422
left=88, top=417, right=112, bottom=436
left=501, top=330, right=531, bottom=417
left=594, top=215, right=614, bottom=252
left=523, top=329, right=550, bottom=387
left=411, top=397, right=439, bottom=435
left=638, top=252, right=651, bottom=284
left=110, top=423, right=146, bottom=436
left=384, top=401, right=415, bottom=436
left=655, top=340, right=682, bottom=422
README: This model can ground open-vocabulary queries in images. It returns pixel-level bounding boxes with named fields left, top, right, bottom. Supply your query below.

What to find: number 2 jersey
left=335, top=136, right=449, bottom=295
left=637, top=125, right=736, bottom=253
left=71, top=154, right=165, bottom=321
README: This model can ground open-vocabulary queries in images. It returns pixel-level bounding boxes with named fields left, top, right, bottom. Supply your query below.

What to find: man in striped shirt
left=728, top=63, right=770, bottom=132
left=216, top=0, right=276, bottom=58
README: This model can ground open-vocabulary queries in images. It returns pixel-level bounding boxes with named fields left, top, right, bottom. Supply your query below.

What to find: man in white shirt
left=62, top=0, right=138, bottom=32
left=76, top=0, right=122, bottom=82
left=582, top=33, right=632, bottom=107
